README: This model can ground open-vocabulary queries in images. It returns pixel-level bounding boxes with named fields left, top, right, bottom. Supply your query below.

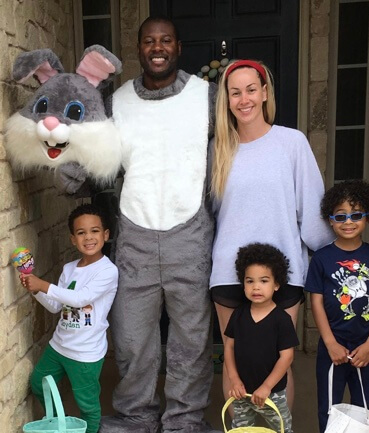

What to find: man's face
left=138, top=20, right=181, bottom=84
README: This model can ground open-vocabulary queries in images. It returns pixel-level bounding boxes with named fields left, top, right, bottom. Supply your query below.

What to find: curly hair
left=321, top=179, right=369, bottom=219
left=235, top=243, right=290, bottom=287
left=68, top=203, right=108, bottom=234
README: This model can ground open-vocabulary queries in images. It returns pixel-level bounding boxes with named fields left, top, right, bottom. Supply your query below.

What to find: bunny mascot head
left=5, top=45, right=123, bottom=183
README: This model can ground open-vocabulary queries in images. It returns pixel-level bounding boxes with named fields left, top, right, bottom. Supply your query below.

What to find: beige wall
left=0, top=1, right=78, bottom=430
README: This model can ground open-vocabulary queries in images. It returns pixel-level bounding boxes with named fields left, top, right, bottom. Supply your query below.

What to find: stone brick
left=0, top=137, right=6, bottom=160
left=9, top=224, right=38, bottom=261
left=40, top=190, right=67, bottom=229
left=310, top=37, right=328, bottom=82
left=0, top=374, right=13, bottom=402
left=3, top=266, right=27, bottom=308
left=0, top=268, right=4, bottom=306
left=7, top=207, right=22, bottom=231
left=0, top=238, right=12, bottom=270
left=305, top=309, right=317, bottom=328
left=309, top=82, right=328, bottom=131
left=0, top=161, right=14, bottom=196
left=16, top=296, right=33, bottom=323
left=32, top=300, right=48, bottom=342
left=18, top=20, right=43, bottom=52
left=7, top=304, right=17, bottom=330
left=7, top=326, right=19, bottom=351
left=2, top=0, right=16, bottom=35
left=0, top=212, right=9, bottom=241
left=304, top=327, right=319, bottom=353
left=309, top=130, right=328, bottom=175
left=311, top=0, right=330, bottom=15
left=0, top=30, right=10, bottom=81
left=0, top=350, right=17, bottom=380
left=0, top=406, right=11, bottom=433
left=14, top=400, right=33, bottom=433
left=18, top=315, right=34, bottom=358
left=0, top=182, right=17, bottom=212
left=13, top=355, right=33, bottom=405
left=0, top=307, right=7, bottom=354
left=311, top=14, right=329, bottom=37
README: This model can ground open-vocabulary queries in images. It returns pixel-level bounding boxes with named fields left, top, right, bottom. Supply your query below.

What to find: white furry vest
left=113, top=75, right=209, bottom=231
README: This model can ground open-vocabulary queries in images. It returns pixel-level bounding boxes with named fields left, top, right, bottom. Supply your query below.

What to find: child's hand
left=326, top=340, right=349, bottom=365
left=349, top=341, right=369, bottom=367
left=251, top=384, right=271, bottom=408
left=229, top=378, right=246, bottom=400
left=19, top=274, right=49, bottom=294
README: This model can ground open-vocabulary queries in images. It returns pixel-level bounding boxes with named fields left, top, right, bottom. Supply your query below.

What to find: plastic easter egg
left=201, top=65, right=210, bottom=73
left=210, top=60, right=220, bottom=69
left=208, top=68, right=218, bottom=79
left=11, top=247, right=34, bottom=274
left=220, top=58, right=229, bottom=66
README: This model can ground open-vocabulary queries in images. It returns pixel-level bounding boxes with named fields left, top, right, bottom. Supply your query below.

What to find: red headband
left=225, top=60, right=267, bottom=82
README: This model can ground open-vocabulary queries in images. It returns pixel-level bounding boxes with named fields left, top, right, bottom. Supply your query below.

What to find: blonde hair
left=211, top=60, right=276, bottom=198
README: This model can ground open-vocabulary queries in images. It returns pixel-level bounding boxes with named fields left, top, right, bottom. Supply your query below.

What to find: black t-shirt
left=225, top=303, right=299, bottom=393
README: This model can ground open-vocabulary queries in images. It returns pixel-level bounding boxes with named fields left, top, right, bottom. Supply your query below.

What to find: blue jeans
left=316, top=338, right=369, bottom=433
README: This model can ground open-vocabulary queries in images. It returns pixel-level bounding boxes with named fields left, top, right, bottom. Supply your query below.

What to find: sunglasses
left=329, top=212, right=368, bottom=223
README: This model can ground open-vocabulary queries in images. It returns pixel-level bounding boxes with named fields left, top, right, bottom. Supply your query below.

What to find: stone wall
left=120, top=0, right=149, bottom=82
left=0, top=1, right=77, bottom=431
left=303, top=0, right=331, bottom=353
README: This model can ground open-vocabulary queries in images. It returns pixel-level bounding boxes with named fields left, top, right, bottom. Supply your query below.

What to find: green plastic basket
left=23, top=375, right=87, bottom=433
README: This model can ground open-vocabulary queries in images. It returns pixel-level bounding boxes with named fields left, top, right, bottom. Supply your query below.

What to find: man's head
left=137, top=16, right=181, bottom=90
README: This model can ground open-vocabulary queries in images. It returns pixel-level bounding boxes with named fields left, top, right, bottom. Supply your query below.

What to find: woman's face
left=227, top=67, right=267, bottom=128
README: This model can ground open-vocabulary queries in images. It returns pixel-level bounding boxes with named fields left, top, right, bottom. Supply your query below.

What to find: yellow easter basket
left=222, top=395, right=284, bottom=433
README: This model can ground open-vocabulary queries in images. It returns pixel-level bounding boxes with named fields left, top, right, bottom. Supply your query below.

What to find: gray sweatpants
left=110, top=206, right=214, bottom=432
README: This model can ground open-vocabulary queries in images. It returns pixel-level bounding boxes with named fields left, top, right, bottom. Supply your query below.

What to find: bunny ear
left=76, top=44, right=122, bottom=88
left=13, top=49, right=64, bottom=84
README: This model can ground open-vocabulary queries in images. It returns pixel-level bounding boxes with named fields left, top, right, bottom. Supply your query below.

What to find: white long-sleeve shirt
left=210, top=125, right=335, bottom=288
left=34, top=255, right=118, bottom=362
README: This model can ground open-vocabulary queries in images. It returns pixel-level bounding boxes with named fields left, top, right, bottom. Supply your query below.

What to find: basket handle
left=42, top=375, right=67, bottom=432
left=222, top=395, right=284, bottom=433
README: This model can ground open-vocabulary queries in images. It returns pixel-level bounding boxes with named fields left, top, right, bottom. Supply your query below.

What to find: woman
left=210, top=59, right=334, bottom=409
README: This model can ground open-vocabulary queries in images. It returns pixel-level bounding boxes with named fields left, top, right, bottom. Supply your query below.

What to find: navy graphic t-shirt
left=305, top=242, right=369, bottom=345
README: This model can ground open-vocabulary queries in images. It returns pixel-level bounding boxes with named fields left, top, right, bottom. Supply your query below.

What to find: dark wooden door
left=150, top=0, right=299, bottom=128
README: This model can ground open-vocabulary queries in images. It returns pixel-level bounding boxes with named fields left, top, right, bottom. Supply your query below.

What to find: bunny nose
left=43, top=116, right=60, bottom=131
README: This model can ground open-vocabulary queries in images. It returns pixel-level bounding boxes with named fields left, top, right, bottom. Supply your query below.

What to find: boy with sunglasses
left=305, top=179, right=369, bottom=433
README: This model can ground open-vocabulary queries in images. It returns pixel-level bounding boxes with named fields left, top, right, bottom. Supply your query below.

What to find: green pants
left=30, top=344, right=104, bottom=433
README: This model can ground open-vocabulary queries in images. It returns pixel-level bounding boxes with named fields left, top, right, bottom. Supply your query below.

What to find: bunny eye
left=33, top=96, right=48, bottom=114
left=64, top=101, right=85, bottom=121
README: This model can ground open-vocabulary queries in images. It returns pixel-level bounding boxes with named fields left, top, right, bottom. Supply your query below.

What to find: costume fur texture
left=5, top=45, right=123, bottom=184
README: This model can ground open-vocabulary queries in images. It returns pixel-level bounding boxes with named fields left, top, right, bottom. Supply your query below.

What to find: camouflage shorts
left=232, top=389, right=293, bottom=433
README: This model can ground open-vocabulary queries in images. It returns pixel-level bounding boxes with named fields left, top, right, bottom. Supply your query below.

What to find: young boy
left=305, top=179, right=369, bottom=433
left=20, top=203, right=119, bottom=433
left=224, top=243, right=298, bottom=433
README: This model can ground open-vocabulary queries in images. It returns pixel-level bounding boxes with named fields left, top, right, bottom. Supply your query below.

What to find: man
left=58, top=16, right=216, bottom=433
left=102, top=16, right=217, bottom=433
